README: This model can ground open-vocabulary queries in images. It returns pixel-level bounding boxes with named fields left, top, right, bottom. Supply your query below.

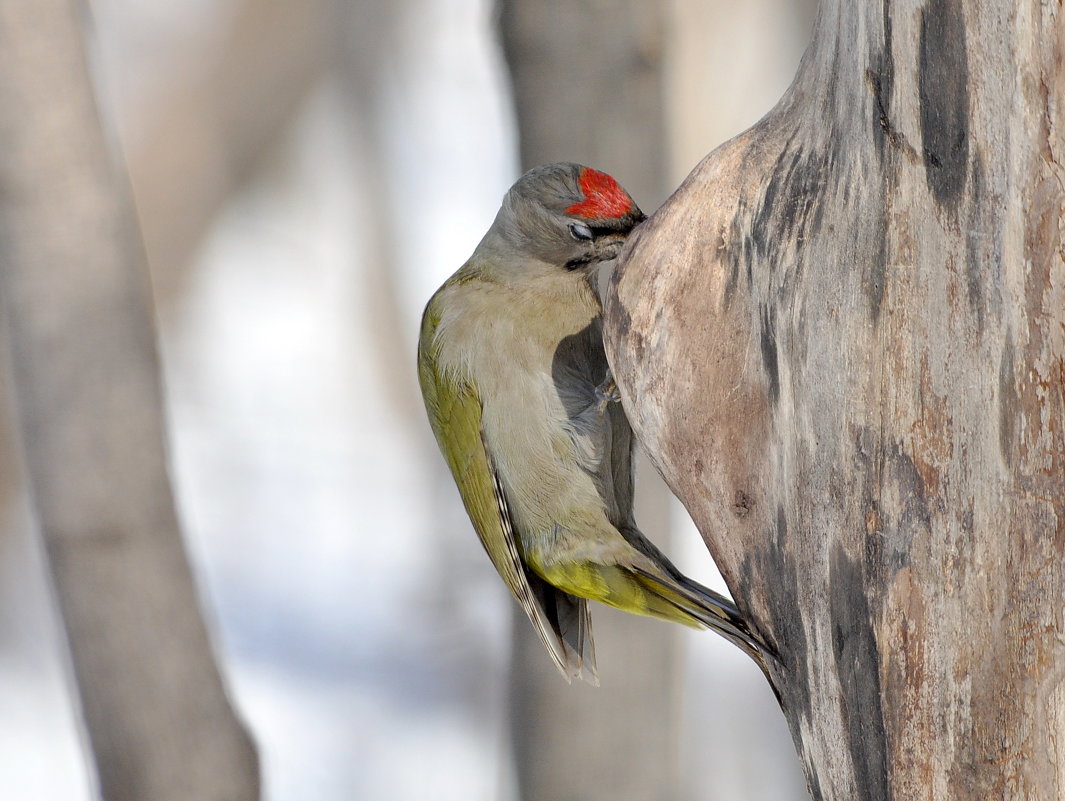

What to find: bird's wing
left=418, top=306, right=597, bottom=683
left=606, top=389, right=636, bottom=523
left=482, top=434, right=598, bottom=684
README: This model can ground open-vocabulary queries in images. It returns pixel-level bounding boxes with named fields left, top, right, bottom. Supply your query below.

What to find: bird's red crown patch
left=565, top=168, right=634, bottom=219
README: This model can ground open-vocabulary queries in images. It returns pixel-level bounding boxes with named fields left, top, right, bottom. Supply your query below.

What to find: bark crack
left=865, top=68, right=918, bottom=163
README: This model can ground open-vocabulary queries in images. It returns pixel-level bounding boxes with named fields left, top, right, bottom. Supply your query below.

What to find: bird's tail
left=631, top=565, right=775, bottom=676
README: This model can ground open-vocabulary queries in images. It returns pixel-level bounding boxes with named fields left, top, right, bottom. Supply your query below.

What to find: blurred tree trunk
left=0, top=3, right=259, bottom=800
left=333, top=1, right=428, bottom=426
left=605, top=0, right=1065, bottom=799
left=125, top=0, right=332, bottom=312
left=500, top=3, right=683, bottom=801
left=666, top=0, right=817, bottom=181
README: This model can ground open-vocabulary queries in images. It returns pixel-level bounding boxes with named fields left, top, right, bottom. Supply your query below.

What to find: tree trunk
left=604, top=0, right=1064, bottom=799
left=500, top=3, right=684, bottom=800
left=0, top=3, right=260, bottom=800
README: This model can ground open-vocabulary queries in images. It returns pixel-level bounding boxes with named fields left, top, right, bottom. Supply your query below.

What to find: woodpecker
left=418, top=163, right=768, bottom=682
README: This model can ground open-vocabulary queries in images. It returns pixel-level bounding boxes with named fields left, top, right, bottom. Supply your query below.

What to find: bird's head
left=489, top=163, right=645, bottom=274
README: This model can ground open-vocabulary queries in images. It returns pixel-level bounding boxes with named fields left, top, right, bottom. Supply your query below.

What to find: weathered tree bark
left=0, top=3, right=260, bottom=800
left=500, top=3, right=684, bottom=800
left=605, top=0, right=1064, bottom=799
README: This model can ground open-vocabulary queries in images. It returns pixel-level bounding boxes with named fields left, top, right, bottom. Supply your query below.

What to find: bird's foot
left=594, top=374, right=621, bottom=413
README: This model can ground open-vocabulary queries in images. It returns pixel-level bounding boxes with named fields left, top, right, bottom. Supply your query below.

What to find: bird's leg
left=594, top=371, right=622, bottom=413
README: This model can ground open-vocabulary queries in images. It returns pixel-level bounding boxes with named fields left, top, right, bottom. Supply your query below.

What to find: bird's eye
left=569, top=223, right=594, bottom=241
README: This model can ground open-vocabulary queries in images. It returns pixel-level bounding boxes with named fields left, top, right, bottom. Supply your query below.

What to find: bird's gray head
left=490, top=163, right=645, bottom=272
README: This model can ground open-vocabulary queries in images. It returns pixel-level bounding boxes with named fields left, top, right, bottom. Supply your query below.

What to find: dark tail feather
left=558, top=593, right=598, bottom=684
left=632, top=565, right=776, bottom=676
left=526, top=567, right=599, bottom=684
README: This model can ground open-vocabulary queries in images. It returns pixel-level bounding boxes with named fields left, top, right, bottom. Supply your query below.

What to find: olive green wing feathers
left=418, top=301, right=596, bottom=683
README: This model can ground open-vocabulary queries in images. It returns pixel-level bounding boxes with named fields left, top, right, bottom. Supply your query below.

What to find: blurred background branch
left=126, top=0, right=333, bottom=311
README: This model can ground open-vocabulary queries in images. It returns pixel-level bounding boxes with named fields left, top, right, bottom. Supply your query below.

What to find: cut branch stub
left=604, top=1, right=1065, bottom=799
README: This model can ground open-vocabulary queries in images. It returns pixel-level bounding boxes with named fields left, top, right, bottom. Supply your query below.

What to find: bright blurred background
left=0, top=1, right=815, bottom=799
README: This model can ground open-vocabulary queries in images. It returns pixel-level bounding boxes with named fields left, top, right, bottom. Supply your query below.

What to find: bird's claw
left=594, top=375, right=621, bottom=412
